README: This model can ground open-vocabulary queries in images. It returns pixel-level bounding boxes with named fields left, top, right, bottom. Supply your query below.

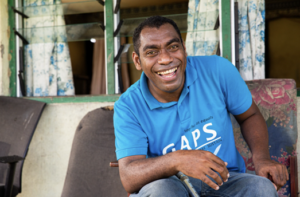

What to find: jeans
left=130, top=172, right=278, bottom=197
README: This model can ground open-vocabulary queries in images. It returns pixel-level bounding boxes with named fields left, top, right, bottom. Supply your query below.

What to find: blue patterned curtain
left=186, top=0, right=219, bottom=56
left=238, top=0, right=265, bottom=80
left=24, top=0, right=75, bottom=96
left=187, top=0, right=265, bottom=81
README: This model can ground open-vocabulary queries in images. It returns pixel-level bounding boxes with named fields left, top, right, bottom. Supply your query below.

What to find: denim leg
left=130, top=172, right=277, bottom=197
left=130, top=176, right=190, bottom=197
left=199, top=172, right=278, bottom=197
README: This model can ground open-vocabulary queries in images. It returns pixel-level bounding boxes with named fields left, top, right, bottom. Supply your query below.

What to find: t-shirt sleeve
left=114, top=100, right=148, bottom=160
left=217, top=56, right=252, bottom=115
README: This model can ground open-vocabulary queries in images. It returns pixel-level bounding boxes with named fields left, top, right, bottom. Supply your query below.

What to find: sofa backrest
left=61, top=107, right=127, bottom=197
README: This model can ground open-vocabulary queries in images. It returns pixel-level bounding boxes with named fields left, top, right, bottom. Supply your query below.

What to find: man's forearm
left=119, top=152, right=178, bottom=193
left=119, top=150, right=229, bottom=194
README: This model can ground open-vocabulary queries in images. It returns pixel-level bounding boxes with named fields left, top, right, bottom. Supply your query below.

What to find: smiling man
left=113, top=16, right=288, bottom=197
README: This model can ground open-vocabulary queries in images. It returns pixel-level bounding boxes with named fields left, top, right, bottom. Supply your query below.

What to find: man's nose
left=158, top=49, right=173, bottom=65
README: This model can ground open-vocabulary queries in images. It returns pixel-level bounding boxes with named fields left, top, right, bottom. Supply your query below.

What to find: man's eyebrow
left=166, top=38, right=180, bottom=46
left=142, top=37, right=181, bottom=52
left=143, top=44, right=160, bottom=52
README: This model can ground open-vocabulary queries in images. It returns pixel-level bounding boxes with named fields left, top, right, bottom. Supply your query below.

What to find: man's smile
left=156, top=66, right=178, bottom=79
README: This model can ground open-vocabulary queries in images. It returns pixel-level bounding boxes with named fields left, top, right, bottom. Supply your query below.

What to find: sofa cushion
left=233, top=79, right=298, bottom=196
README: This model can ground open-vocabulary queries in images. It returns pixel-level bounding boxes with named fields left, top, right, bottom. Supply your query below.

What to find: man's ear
left=132, top=51, right=142, bottom=70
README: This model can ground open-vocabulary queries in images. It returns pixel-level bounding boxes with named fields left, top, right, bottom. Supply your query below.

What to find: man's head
left=133, top=16, right=184, bottom=57
left=132, top=16, right=187, bottom=103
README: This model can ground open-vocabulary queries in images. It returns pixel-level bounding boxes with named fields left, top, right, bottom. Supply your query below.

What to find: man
left=113, top=16, right=288, bottom=197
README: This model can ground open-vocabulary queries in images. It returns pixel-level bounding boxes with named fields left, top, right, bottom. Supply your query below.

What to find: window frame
left=11, top=0, right=295, bottom=104
left=8, top=0, right=117, bottom=103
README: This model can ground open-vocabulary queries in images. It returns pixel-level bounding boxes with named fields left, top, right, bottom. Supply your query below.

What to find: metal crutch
left=176, top=172, right=200, bottom=197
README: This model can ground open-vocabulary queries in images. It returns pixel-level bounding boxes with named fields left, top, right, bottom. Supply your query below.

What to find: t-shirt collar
left=184, top=57, right=198, bottom=87
left=140, top=59, right=197, bottom=110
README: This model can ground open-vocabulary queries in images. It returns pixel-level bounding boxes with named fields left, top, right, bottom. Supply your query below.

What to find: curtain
left=186, top=0, right=265, bottom=80
left=90, top=38, right=130, bottom=94
left=24, top=0, right=75, bottom=96
left=186, top=0, right=219, bottom=56
left=90, top=39, right=106, bottom=95
left=120, top=37, right=130, bottom=92
left=238, top=0, right=265, bottom=80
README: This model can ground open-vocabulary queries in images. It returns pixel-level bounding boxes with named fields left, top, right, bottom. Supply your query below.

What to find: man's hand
left=254, top=158, right=289, bottom=190
left=119, top=150, right=229, bottom=193
left=174, top=150, right=229, bottom=190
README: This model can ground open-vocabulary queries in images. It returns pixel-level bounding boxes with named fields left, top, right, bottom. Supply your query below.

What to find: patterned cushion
left=232, top=79, right=298, bottom=197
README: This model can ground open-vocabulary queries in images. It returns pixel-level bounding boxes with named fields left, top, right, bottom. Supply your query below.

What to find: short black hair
left=132, top=15, right=183, bottom=56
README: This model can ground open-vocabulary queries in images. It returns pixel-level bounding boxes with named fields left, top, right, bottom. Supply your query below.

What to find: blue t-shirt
left=114, top=55, right=252, bottom=173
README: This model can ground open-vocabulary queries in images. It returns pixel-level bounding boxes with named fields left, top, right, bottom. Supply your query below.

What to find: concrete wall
left=17, top=102, right=114, bottom=197
left=0, top=0, right=10, bottom=96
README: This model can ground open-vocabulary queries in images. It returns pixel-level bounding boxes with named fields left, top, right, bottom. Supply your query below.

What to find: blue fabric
left=130, top=172, right=278, bottom=197
left=238, top=0, right=265, bottom=80
left=114, top=55, right=252, bottom=173
left=186, top=0, right=219, bottom=56
left=23, top=0, right=75, bottom=97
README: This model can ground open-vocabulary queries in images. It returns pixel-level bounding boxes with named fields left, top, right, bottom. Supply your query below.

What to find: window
left=8, top=0, right=235, bottom=103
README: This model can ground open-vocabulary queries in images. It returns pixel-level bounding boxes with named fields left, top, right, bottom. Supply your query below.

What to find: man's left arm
left=234, top=100, right=289, bottom=190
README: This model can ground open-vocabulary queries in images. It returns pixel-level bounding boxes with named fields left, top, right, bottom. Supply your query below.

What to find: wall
left=268, top=18, right=300, bottom=87
left=17, top=102, right=114, bottom=197
left=0, top=0, right=10, bottom=96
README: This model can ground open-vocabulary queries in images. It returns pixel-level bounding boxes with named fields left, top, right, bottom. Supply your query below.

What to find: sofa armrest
left=290, top=156, right=298, bottom=197
left=0, top=155, right=24, bottom=197
left=0, top=155, right=24, bottom=164
left=110, top=161, right=119, bottom=167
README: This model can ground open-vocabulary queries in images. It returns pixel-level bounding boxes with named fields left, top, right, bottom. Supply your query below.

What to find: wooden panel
left=120, top=0, right=188, bottom=8
left=221, top=0, right=231, bottom=61
left=105, top=0, right=115, bottom=94
left=61, top=0, right=189, bottom=13
left=8, top=0, right=16, bottom=97
left=290, top=156, right=298, bottom=197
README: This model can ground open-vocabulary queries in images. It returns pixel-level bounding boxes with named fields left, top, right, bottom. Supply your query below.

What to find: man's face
left=132, top=23, right=187, bottom=102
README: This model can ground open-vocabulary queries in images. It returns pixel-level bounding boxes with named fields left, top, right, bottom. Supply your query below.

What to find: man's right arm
left=119, top=150, right=229, bottom=194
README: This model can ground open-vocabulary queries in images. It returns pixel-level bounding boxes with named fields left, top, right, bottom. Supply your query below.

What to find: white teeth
left=157, top=67, right=178, bottom=75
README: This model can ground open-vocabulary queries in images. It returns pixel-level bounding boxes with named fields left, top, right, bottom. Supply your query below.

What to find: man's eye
left=147, top=51, right=157, bottom=55
left=170, top=45, right=179, bottom=50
